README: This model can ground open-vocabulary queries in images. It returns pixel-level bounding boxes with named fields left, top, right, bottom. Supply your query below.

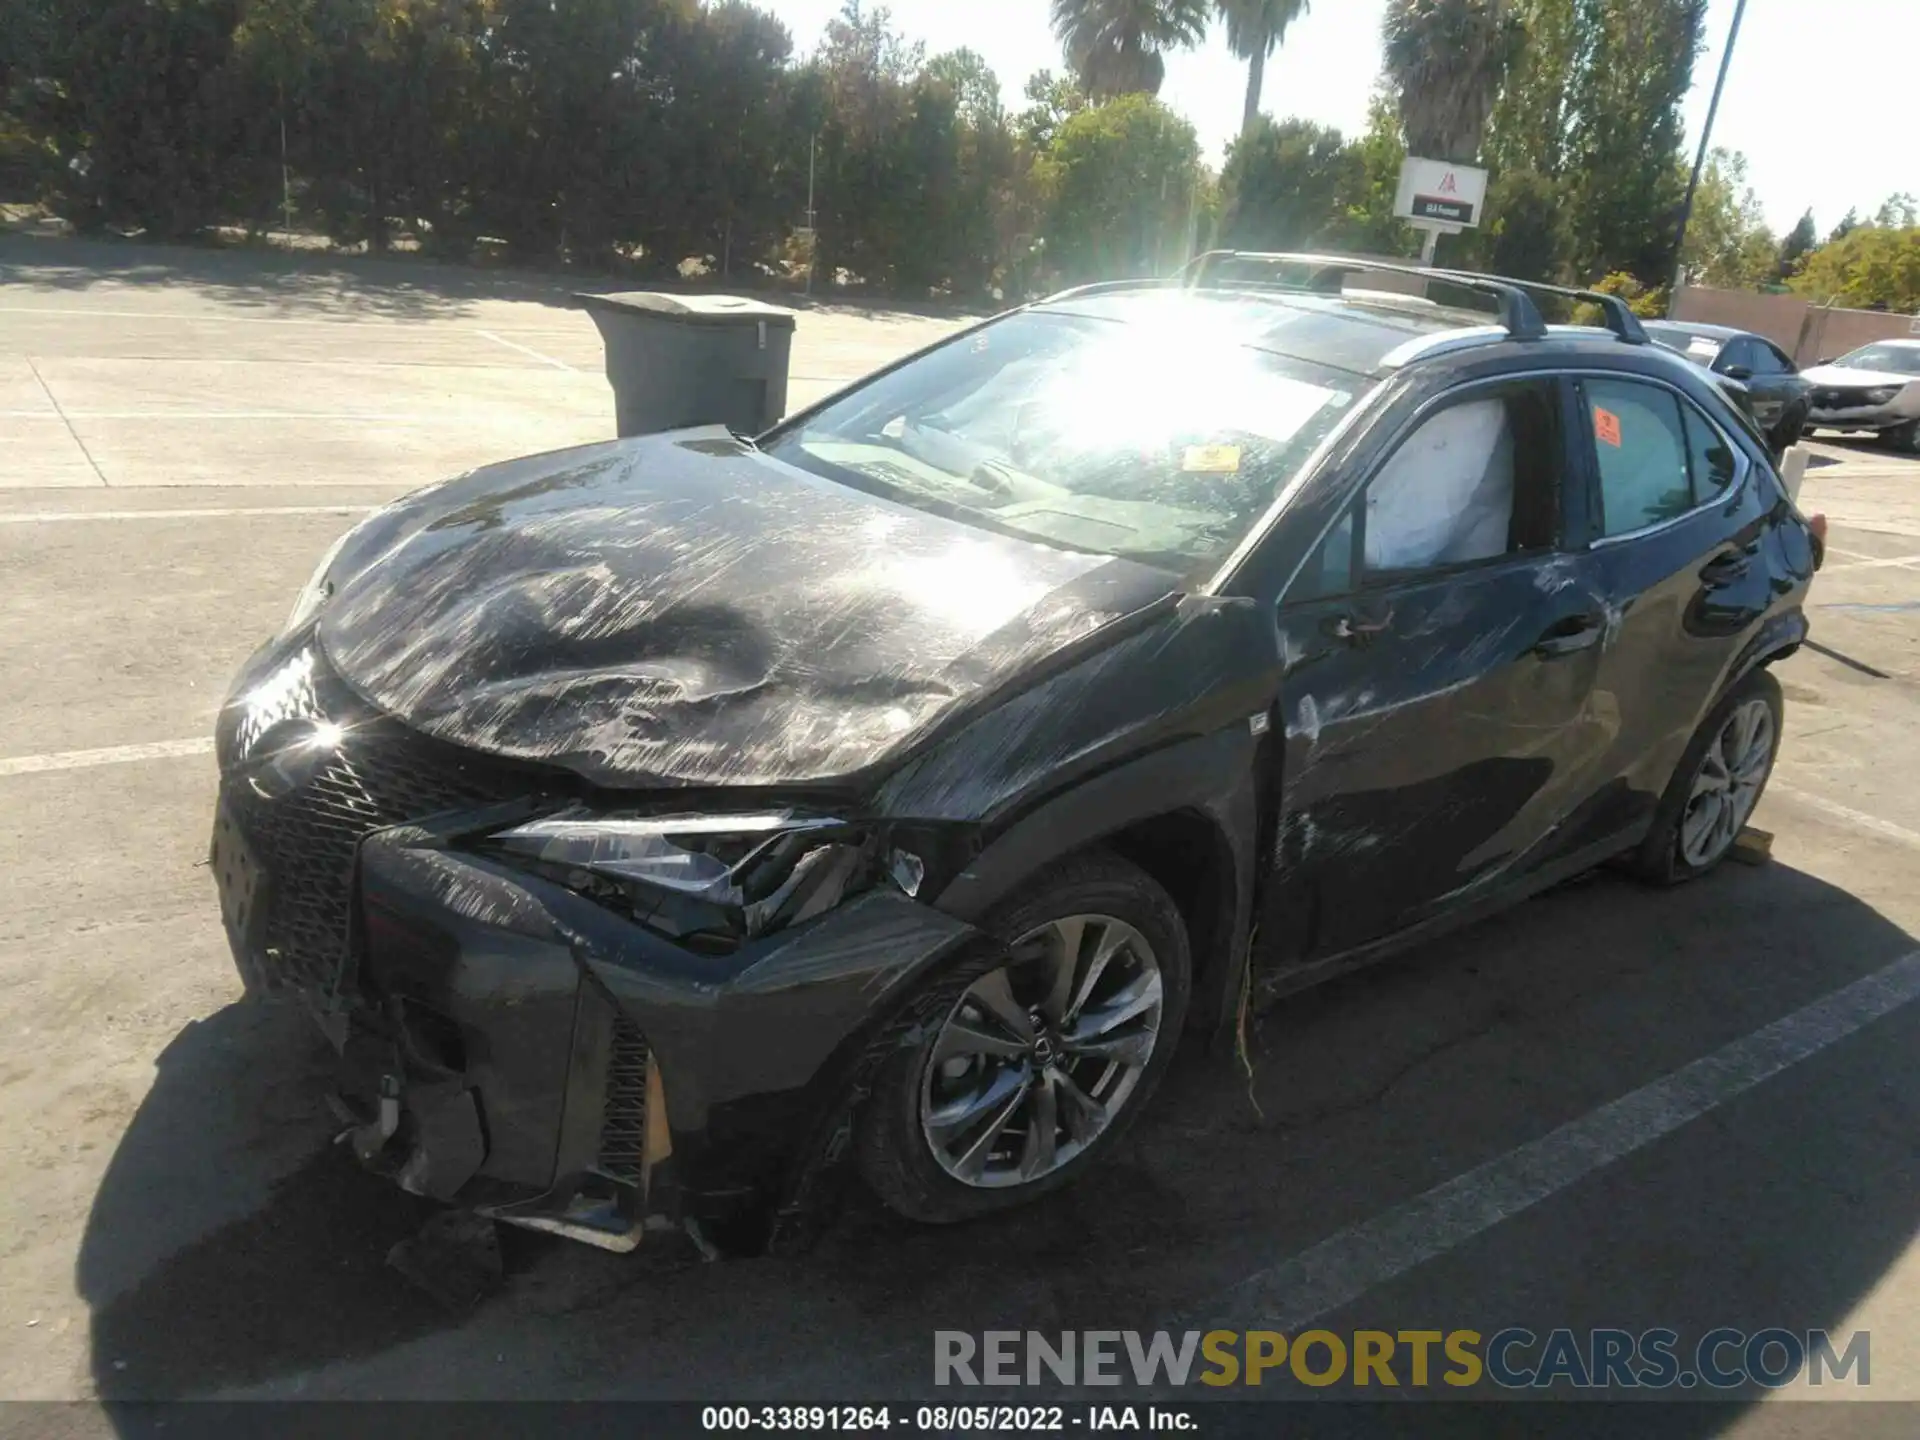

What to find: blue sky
left=761, top=0, right=1914, bottom=235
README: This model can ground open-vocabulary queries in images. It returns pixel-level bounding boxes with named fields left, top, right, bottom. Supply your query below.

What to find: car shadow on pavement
left=0, top=231, right=993, bottom=327
left=1806, top=435, right=1920, bottom=468
left=80, top=859, right=1920, bottom=1410
left=75, top=998, right=454, bottom=1398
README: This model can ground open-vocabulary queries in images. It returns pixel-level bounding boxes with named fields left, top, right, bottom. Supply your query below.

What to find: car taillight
left=1808, top=512, right=1828, bottom=570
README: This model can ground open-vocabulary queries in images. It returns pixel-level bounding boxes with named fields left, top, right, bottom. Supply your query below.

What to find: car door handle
left=1324, top=608, right=1393, bottom=645
left=1532, top=613, right=1604, bottom=658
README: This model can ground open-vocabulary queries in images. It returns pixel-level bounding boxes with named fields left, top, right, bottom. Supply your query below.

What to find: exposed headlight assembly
left=487, top=810, right=921, bottom=952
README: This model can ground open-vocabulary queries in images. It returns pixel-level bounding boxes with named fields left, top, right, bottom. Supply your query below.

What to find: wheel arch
left=1716, top=608, right=1807, bottom=707
left=929, top=724, right=1261, bottom=1043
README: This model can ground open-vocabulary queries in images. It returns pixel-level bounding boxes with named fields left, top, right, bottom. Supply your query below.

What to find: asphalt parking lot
left=4, top=232, right=1920, bottom=1425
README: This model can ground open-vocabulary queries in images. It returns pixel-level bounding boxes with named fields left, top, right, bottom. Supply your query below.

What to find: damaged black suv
left=210, top=254, right=1822, bottom=1253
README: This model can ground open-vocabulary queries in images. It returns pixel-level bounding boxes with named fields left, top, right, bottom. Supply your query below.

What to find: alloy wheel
left=919, top=914, right=1164, bottom=1189
left=1680, top=697, right=1775, bottom=868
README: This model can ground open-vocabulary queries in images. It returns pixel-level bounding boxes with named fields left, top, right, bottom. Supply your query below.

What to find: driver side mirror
left=1816, top=357, right=1836, bottom=367
left=1721, top=364, right=1753, bottom=381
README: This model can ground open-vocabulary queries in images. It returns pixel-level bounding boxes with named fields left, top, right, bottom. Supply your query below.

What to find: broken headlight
left=485, top=810, right=911, bottom=953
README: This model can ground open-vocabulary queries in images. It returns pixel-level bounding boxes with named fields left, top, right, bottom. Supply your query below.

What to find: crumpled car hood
left=318, top=429, right=1181, bottom=790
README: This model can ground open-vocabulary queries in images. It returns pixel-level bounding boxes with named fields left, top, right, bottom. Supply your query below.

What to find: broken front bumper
left=208, top=651, right=981, bottom=1249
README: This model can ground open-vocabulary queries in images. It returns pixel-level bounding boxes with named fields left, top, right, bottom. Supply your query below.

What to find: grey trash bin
left=575, top=292, right=797, bottom=439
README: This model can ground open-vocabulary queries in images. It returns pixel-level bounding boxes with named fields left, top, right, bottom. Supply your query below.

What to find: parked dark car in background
left=209, top=256, right=1822, bottom=1256
left=1644, top=320, right=1812, bottom=457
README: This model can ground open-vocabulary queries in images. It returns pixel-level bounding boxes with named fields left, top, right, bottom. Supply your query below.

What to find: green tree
left=1049, top=0, right=1209, bottom=100
left=806, top=1, right=930, bottom=289
left=1678, top=148, right=1775, bottom=290
left=1791, top=226, right=1920, bottom=312
left=1, top=0, right=61, bottom=198
left=1774, top=209, right=1816, bottom=281
left=1484, top=0, right=1710, bottom=285
left=1216, top=0, right=1309, bottom=139
left=1560, top=0, right=1706, bottom=282
left=804, top=2, right=1007, bottom=295
left=639, top=2, right=802, bottom=278
left=1331, top=90, right=1414, bottom=255
left=924, top=47, right=1002, bottom=127
left=1484, top=0, right=1576, bottom=178
left=1015, top=68, right=1088, bottom=151
left=1873, top=193, right=1918, bottom=228
left=1035, top=92, right=1201, bottom=282
left=1470, top=166, right=1567, bottom=280
left=1381, top=0, right=1519, bottom=164
left=34, top=0, right=270, bottom=237
left=1827, top=208, right=1861, bottom=245
left=1217, top=116, right=1355, bottom=249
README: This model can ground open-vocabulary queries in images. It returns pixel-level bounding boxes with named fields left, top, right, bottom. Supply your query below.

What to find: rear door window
left=1582, top=379, right=1695, bottom=537
left=1681, top=404, right=1738, bottom=500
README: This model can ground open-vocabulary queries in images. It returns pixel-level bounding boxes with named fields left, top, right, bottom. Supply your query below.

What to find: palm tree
left=1050, top=0, right=1210, bottom=101
left=1217, top=0, right=1310, bottom=140
left=1381, top=0, right=1519, bottom=162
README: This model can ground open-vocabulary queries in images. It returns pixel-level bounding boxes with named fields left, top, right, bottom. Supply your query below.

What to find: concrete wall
left=1672, top=284, right=1920, bottom=366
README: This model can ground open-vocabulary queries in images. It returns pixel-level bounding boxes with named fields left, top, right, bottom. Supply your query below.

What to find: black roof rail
left=1427, top=268, right=1650, bottom=345
left=1181, top=250, right=1549, bottom=343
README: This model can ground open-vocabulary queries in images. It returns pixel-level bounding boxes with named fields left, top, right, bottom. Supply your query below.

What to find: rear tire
left=1630, top=668, right=1783, bottom=885
left=856, top=851, right=1190, bottom=1224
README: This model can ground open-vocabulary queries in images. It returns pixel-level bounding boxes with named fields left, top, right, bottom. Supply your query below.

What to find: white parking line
left=476, top=330, right=578, bottom=372
left=1771, top=781, right=1920, bottom=852
left=0, top=737, right=214, bottom=777
left=1, top=410, right=487, bottom=422
left=1822, top=517, right=1920, bottom=542
left=1194, top=946, right=1920, bottom=1331
left=0, top=304, right=582, bottom=337
left=1821, top=548, right=1920, bottom=571
left=0, top=505, right=376, bottom=525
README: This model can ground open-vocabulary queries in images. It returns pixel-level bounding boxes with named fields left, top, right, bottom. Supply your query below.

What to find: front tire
left=856, top=851, right=1190, bottom=1224
left=1881, top=419, right=1919, bottom=454
left=1769, top=412, right=1805, bottom=460
left=1630, top=668, right=1783, bottom=885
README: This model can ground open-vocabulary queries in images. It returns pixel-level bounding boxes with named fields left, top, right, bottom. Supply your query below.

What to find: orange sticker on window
left=1593, top=406, right=1623, bottom=448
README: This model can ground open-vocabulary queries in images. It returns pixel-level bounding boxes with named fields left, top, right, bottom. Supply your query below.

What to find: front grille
left=595, top=1015, right=651, bottom=1185
left=1815, top=388, right=1873, bottom=410
left=226, top=649, right=532, bottom=993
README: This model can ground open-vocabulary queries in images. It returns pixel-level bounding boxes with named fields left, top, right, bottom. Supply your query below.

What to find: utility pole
left=1671, top=0, right=1748, bottom=302
left=804, top=132, right=818, bottom=298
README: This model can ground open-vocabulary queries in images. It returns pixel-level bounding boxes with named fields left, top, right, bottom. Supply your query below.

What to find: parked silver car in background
left=1801, top=339, right=1920, bottom=451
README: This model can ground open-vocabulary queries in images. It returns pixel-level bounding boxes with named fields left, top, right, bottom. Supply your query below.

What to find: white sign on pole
left=1393, top=157, right=1490, bottom=233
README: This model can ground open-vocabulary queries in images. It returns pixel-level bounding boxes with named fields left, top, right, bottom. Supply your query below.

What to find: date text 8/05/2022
left=933, top=1328, right=1872, bottom=1390
left=701, top=1406, right=1197, bottom=1431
